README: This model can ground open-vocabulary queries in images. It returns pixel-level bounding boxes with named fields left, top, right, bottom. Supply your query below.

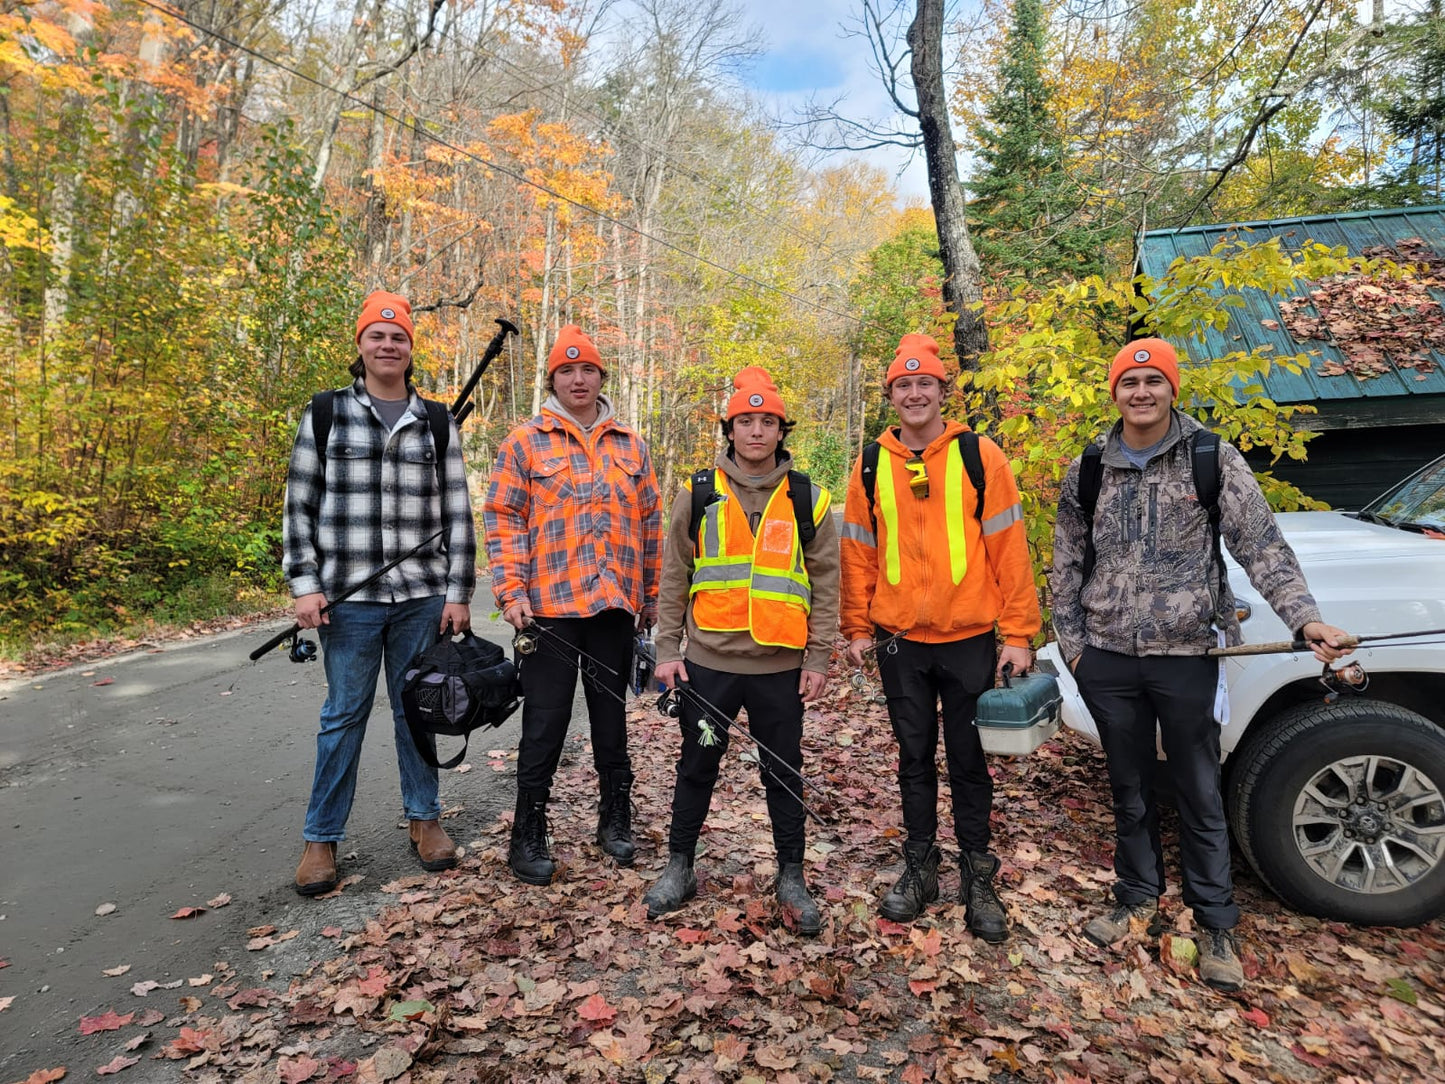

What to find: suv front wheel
left=1227, top=699, right=1445, bottom=926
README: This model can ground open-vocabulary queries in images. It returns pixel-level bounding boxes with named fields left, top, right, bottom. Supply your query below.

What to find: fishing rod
left=250, top=317, right=519, bottom=662
left=848, top=627, right=911, bottom=696
left=658, top=680, right=830, bottom=824
left=510, top=622, right=629, bottom=705
left=1206, top=626, right=1445, bottom=658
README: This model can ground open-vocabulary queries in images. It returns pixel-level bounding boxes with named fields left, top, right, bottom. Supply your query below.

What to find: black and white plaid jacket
left=282, top=379, right=476, bottom=605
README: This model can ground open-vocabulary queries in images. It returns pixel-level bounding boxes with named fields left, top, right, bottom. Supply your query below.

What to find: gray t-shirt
left=1120, top=435, right=1167, bottom=471
left=371, top=395, right=410, bottom=432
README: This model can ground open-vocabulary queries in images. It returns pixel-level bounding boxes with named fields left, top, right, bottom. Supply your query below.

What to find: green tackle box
left=973, top=670, right=1062, bottom=756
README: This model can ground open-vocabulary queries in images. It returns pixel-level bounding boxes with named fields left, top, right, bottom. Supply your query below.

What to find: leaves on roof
left=1276, top=237, right=1444, bottom=380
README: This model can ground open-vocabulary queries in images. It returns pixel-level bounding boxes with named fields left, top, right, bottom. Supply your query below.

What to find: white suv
left=1038, top=455, right=1445, bottom=926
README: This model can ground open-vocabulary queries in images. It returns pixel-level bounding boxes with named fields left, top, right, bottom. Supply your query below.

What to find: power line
left=134, top=0, right=884, bottom=334
left=425, top=17, right=863, bottom=268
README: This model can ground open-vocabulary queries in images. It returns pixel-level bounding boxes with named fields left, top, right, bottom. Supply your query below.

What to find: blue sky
left=735, top=0, right=933, bottom=201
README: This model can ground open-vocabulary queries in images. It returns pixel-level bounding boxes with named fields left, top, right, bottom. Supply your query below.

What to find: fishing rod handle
left=1208, top=634, right=1361, bottom=657
left=249, top=623, right=300, bottom=661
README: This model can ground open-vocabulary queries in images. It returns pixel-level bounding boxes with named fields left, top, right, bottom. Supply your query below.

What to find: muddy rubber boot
left=878, top=841, right=940, bottom=922
left=960, top=851, right=1009, bottom=944
left=1083, top=899, right=1163, bottom=947
left=507, top=788, right=556, bottom=886
left=643, top=853, right=697, bottom=918
left=776, top=862, right=822, bottom=937
left=596, top=769, right=636, bottom=866
left=1198, top=927, right=1246, bottom=992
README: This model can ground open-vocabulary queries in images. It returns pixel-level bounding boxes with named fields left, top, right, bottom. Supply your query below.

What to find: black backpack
left=859, top=431, right=986, bottom=526
left=401, top=633, right=521, bottom=769
left=688, top=468, right=819, bottom=547
left=310, top=389, right=452, bottom=491
left=1077, top=429, right=1223, bottom=588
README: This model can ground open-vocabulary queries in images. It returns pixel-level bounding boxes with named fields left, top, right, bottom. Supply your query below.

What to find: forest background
left=0, top=0, right=1440, bottom=653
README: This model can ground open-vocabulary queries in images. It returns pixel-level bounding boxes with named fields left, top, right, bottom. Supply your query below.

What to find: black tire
left=1227, top=699, right=1445, bottom=926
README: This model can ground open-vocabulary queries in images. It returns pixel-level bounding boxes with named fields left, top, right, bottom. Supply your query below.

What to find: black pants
left=1074, top=647, right=1239, bottom=929
left=877, top=630, right=996, bottom=854
left=515, top=609, right=633, bottom=793
left=665, top=663, right=806, bottom=864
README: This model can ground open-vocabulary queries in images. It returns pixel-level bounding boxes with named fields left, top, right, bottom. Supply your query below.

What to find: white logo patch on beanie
left=1133, top=349, right=1151, bottom=363
left=566, top=346, right=580, bottom=359
left=748, top=393, right=764, bottom=407
left=380, top=308, right=396, bottom=320
left=905, top=357, right=921, bottom=371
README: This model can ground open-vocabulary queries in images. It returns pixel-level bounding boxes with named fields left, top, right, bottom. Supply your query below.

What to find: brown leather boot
left=409, top=819, right=458, bottom=871
left=294, top=841, right=338, bottom=896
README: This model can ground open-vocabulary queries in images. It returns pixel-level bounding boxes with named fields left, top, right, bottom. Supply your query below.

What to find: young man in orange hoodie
left=840, top=334, right=1042, bottom=940
left=483, top=325, right=663, bottom=885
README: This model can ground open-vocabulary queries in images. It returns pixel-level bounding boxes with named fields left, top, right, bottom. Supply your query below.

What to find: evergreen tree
left=967, top=0, right=1109, bottom=281
left=1378, top=0, right=1445, bottom=204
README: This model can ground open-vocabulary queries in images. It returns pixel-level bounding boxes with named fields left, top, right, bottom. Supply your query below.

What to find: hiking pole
left=249, top=316, right=519, bottom=662
left=1206, top=626, right=1445, bottom=658
left=673, top=680, right=831, bottom=812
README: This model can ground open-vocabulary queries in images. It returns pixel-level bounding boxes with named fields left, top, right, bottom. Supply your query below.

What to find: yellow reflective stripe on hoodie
left=945, top=441, right=968, bottom=584
left=876, top=450, right=901, bottom=586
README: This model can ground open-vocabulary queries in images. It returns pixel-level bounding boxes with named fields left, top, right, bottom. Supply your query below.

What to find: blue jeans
left=303, top=596, right=446, bottom=841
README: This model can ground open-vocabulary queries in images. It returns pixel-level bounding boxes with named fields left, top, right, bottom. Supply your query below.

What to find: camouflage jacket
left=1049, top=411, right=1323, bottom=663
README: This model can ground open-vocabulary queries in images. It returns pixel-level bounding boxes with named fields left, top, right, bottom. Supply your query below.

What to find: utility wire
left=424, top=16, right=862, bottom=268
left=134, top=0, right=885, bottom=334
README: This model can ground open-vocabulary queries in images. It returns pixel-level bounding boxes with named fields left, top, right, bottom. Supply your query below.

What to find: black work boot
left=508, top=788, right=556, bottom=885
left=596, top=769, right=636, bottom=866
left=960, top=850, right=1009, bottom=943
left=878, top=841, right=940, bottom=922
left=643, top=852, right=697, bottom=918
left=776, top=862, right=822, bottom=936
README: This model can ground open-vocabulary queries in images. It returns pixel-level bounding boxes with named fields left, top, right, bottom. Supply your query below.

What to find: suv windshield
left=1358, top=455, right=1445, bottom=533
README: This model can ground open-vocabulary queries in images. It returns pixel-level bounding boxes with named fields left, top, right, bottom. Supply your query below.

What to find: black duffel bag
left=401, top=632, right=521, bottom=769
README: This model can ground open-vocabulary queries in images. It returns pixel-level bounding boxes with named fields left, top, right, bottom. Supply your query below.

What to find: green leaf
left=1385, top=978, right=1418, bottom=1006
left=387, top=999, right=435, bottom=1021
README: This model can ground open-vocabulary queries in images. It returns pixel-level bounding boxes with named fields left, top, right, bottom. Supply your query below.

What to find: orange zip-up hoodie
left=839, top=420, right=1041, bottom=646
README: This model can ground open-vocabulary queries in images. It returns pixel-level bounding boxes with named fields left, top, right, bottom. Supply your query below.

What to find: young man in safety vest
left=646, top=367, right=840, bottom=935
left=840, top=334, right=1041, bottom=941
left=1050, top=338, right=1352, bottom=991
left=483, top=325, right=663, bottom=885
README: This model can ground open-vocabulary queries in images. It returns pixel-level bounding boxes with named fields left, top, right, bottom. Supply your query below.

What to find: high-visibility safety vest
left=874, top=441, right=972, bottom=587
left=689, top=471, right=831, bottom=649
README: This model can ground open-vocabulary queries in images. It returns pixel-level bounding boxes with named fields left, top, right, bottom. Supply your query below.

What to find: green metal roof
left=1135, top=205, right=1445, bottom=417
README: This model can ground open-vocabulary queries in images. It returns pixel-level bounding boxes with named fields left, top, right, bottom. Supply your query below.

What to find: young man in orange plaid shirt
left=482, top=325, right=663, bottom=885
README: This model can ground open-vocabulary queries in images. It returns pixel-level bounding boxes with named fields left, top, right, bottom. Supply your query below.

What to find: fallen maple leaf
left=277, top=1054, right=323, bottom=1083
left=100, top=965, right=130, bottom=977
left=162, top=1027, right=211, bottom=1058
left=94, top=1055, right=139, bottom=1075
left=0, top=995, right=13, bottom=1012
left=169, top=907, right=205, bottom=920
left=91, top=677, right=114, bottom=686
left=577, top=993, right=617, bottom=1024
left=320, top=926, right=343, bottom=938
left=18, top=1069, right=65, bottom=1084
left=122, top=1033, right=149, bottom=1051
left=205, top=893, right=231, bottom=909
left=78, top=1010, right=134, bottom=1035
left=1238, top=1006, right=1270, bottom=1027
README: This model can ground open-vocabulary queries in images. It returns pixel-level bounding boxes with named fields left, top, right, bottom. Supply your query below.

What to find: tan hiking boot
left=294, top=841, right=338, bottom=896
left=1083, top=899, right=1162, bottom=946
left=1198, top=927, right=1245, bottom=991
left=409, top=819, right=458, bottom=871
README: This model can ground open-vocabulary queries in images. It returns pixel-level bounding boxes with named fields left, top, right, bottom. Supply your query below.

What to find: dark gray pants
left=1074, top=647, right=1239, bottom=930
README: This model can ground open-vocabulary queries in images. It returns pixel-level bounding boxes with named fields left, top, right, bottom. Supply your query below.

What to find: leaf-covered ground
left=30, top=665, right=1445, bottom=1084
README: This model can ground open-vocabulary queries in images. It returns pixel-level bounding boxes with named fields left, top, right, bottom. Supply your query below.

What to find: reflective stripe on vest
left=876, top=443, right=970, bottom=586
left=690, top=473, right=824, bottom=649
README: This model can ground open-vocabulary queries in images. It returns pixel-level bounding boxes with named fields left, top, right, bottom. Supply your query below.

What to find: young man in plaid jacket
left=483, top=325, right=663, bottom=885
left=283, top=291, right=477, bottom=896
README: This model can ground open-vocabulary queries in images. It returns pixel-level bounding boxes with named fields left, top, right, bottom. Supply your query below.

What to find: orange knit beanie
left=886, top=333, right=947, bottom=385
left=725, top=366, right=787, bottom=420
left=356, top=291, right=414, bottom=344
left=546, top=325, right=604, bottom=374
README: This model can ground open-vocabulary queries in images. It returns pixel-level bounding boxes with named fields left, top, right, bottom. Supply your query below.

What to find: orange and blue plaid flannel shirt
left=482, top=407, right=662, bottom=622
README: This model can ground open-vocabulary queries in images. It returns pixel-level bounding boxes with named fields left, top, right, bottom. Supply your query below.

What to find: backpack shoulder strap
left=1078, top=442, right=1105, bottom=586
left=310, top=390, right=337, bottom=468
left=957, top=431, right=986, bottom=521
left=786, top=470, right=817, bottom=546
left=860, top=442, right=881, bottom=527
left=689, top=468, right=716, bottom=547
left=1191, top=429, right=1222, bottom=520
left=424, top=398, right=451, bottom=494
